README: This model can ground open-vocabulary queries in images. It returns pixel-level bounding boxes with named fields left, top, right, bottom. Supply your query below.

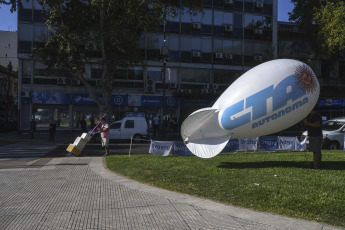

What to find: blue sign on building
left=72, top=93, right=103, bottom=105
left=33, top=92, right=70, bottom=104
left=165, top=96, right=177, bottom=107
left=319, top=98, right=343, bottom=107
left=110, top=95, right=127, bottom=106
left=141, top=96, right=162, bottom=107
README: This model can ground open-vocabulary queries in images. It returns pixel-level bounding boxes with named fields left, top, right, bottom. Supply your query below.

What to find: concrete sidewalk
left=0, top=156, right=343, bottom=230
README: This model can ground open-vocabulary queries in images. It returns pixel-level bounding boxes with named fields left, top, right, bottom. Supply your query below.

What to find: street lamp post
left=160, top=20, right=168, bottom=139
left=6, top=61, right=12, bottom=132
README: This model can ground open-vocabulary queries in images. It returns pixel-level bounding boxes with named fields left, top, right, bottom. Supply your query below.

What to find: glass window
left=232, top=40, right=242, bottom=55
left=128, top=68, right=143, bottom=80
left=168, top=35, right=179, bottom=50
left=33, top=0, right=43, bottom=9
left=254, top=15, right=263, bottom=28
left=111, top=122, right=121, bottom=129
left=191, top=37, right=201, bottom=50
left=18, top=8, right=32, bottom=22
left=22, top=0, right=32, bottom=8
left=191, top=12, right=202, bottom=22
left=23, top=60, right=32, bottom=77
left=180, top=68, right=209, bottom=83
left=19, top=24, right=33, bottom=41
left=234, top=14, right=243, bottom=28
left=181, top=9, right=192, bottom=23
left=224, top=13, right=233, bottom=25
left=263, top=16, right=272, bottom=29
left=146, top=34, right=163, bottom=49
left=36, top=105, right=70, bottom=130
left=147, top=68, right=162, bottom=81
left=201, top=37, right=212, bottom=52
left=181, top=36, right=192, bottom=51
left=244, top=14, right=254, bottom=28
left=223, top=40, right=233, bottom=53
left=214, top=10, right=223, bottom=25
left=124, top=120, right=134, bottom=128
left=244, top=41, right=253, bottom=55
left=201, top=10, right=212, bottom=25
left=34, top=25, right=47, bottom=42
left=213, top=39, right=223, bottom=53
left=34, top=61, right=47, bottom=76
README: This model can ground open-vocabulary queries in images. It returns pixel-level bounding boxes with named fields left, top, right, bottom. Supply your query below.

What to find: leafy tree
left=36, top=0, right=204, bottom=114
left=289, top=0, right=345, bottom=57
left=314, top=1, right=345, bottom=55
left=0, top=0, right=22, bottom=12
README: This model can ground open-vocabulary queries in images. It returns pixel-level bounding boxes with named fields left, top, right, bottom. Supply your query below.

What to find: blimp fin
left=186, top=136, right=230, bottom=159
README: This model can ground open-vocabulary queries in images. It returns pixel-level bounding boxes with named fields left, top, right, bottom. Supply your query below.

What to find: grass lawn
left=105, top=150, right=345, bottom=227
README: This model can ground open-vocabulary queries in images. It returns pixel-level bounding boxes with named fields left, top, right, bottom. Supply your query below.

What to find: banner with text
left=278, top=136, right=296, bottom=151
left=259, top=136, right=278, bottom=151
left=295, top=137, right=307, bottom=151
left=172, top=142, right=194, bottom=156
left=221, top=139, right=239, bottom=153
left=238, top=138, right=258, bottom=151
left=149, top=140, right=173, bottom=156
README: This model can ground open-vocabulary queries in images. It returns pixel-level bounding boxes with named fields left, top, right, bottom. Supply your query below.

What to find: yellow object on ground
left=66, top=144, right=82, bottom=156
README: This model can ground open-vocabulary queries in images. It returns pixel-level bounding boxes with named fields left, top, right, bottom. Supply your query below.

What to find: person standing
left=98, top=118, right=109, bottom=156
left=48, top=120, right=56, bottom=142
left=30, top=119, right=36, bottom=139
left=80, top=117, right=87, bottom=133
left=153, top=114, right=159, bottom=137
left=303, top=105, right=323, bottom=169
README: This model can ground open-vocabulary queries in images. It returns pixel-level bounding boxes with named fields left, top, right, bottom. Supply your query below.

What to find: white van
left=89, top=117, right=148, bottom=143
left=302, top=117, right=345, bottom=150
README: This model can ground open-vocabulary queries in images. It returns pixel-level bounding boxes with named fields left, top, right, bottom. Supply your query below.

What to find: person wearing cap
left=303, top=105, right=323, bottom=169
left=98, top=118, right=109, bottom=156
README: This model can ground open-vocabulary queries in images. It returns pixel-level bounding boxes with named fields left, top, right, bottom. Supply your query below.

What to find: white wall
left=0, top=31, right=18, bottom=71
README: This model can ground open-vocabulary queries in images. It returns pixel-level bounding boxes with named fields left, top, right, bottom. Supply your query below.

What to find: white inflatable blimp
left=181, top=59, right=320, bottom=158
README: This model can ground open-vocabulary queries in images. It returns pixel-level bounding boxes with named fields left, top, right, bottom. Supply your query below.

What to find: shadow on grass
left=218, top=161, right=345, bottom=170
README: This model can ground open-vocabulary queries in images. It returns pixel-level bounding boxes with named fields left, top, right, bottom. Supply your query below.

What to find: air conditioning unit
left=255, top=28, right=263, bottom=34
left=169, top=83, right=178, bottom=89
left=225, top=53, right=233, bottom=59
left=224, top=0, right=233, bottom=4
left=145, top=79, right=156, bottom=93
left=178, top=89, right=185, bottom=93
left=72, top=79, right=80, bottom=85
left=213, top=84, right=219, bottom=90
left=256, top=1, right=263, bottom=8
left=216, top=53, right=223, bottom=59
left=193, top=23, right=201, bottom=30
left=192, top=51, right=201, bottom=57
left=224, top=25, right=233, bottom=32
left=20, top=91, right=31, bottom=97
left=254, top=55, right=263, bottom=61
left=57, top=78, right=66, bottom=85
left=201, top=89, right=209, bottom=94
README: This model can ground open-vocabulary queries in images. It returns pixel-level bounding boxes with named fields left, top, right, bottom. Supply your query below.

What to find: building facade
left=277, top=21, right=345, bottom=119
left=17, top=0, right=277, bottom=131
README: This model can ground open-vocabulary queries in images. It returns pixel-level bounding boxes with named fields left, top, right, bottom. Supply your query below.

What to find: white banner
left=238, top=138, right=258, bottom=151
left=295, top=137, right=307, bottom=151
left=278, top=136, right=296, bottom=151
left=149, top=140, right=173, bottom=156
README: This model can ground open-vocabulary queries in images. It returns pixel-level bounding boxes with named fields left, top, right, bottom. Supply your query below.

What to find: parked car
left=88, top=116, right=148, bottom=143
left=302, top=117, right=345, bottom=150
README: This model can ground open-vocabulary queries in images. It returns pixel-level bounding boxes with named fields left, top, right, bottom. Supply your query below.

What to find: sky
left=0, top=0, right=295, bottom=32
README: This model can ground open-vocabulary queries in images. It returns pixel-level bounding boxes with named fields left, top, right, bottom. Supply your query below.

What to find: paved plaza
left=0, top=131, right=343, bottom=229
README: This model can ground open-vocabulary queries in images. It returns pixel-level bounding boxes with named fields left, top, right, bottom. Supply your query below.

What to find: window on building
left=33, top=9, right=46, bottom=22
left=181, top=36, right=192, bottom=51
left=18, top=8, right=32, bottom=22
left=201, top=10, right=212, bottom=25
left=23, top=60, right=32, bottom=77
left=128, top=69, right=143, bottom=80
left=147, top=68, right=162, bottom=81
left=181, top=69, right=210, bottom=83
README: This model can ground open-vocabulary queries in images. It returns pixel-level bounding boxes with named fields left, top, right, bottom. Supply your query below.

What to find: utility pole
left=6, top=61, right=13, bottom=132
